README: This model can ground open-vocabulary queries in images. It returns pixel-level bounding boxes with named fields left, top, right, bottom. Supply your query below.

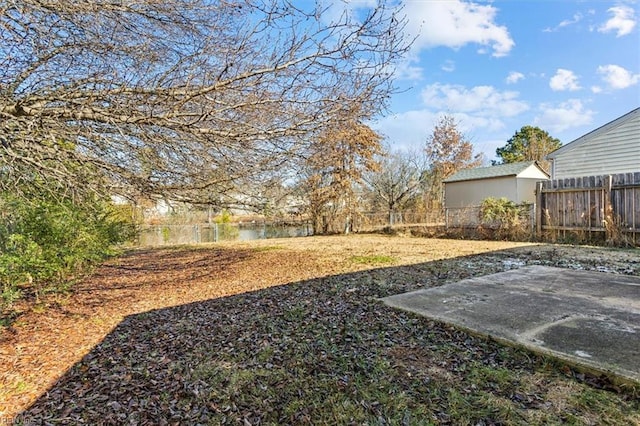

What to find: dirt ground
left=1, top=235, right=638, bottom=421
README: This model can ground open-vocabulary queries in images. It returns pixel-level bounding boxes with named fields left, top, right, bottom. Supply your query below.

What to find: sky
left=355, top=0, right=640, bottom=163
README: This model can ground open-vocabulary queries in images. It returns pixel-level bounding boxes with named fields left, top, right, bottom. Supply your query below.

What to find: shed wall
left=445, top=176, right=516, bottom=208
left=518, top=164, right=550, bottom=179
left=515, top=178, right=542, bottom=204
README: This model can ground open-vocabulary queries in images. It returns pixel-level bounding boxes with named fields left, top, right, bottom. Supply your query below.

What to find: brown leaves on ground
left=1, top=244, right=323, bottom=416
left=1, top=235, right=639, bottom=424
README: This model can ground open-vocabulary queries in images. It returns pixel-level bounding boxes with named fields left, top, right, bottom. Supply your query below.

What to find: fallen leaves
left=1, top=236, right=638, bottom=424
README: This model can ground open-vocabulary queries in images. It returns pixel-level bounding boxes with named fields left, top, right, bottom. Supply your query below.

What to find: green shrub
left=479, top=197, right=530, bottom=241
left=214, top=210, right=239, bottom=240
left=0, top=192, right=136, bottom=314
left=480, top=197, right=518, bottom=221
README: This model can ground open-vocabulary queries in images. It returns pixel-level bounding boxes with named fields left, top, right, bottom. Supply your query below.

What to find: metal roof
left=443, top=161, right=547, bottom=183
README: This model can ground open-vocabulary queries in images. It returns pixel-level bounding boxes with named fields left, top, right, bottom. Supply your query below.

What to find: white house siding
left=550, top=110, right=640, bottom=179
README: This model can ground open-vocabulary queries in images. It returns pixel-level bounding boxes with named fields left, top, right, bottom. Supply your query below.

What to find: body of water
left=237, top=222, right=312, bottom=241
left=138, top=223, right=312, bottom=246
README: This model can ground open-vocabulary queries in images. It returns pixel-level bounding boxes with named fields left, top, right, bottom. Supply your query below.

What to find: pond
left=138, top=222, right=312, bottom=246
left=237, top=222, right=312, bottom=241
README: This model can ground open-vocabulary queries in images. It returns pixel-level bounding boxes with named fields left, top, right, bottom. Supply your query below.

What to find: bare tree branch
left=1, top=0, right=409, bottom=203
left=364, top=148, right=426, bottom=225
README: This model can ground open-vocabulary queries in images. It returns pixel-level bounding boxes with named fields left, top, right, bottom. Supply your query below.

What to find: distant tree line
left=255, top=119, right=561, bottom=235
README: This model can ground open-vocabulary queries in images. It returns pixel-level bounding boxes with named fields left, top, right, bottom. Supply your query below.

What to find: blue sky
left=352, top=0, right=639, bottom=162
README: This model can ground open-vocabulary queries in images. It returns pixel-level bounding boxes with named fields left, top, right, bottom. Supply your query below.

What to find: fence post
left=604, top=175, right=613, bottom=242
left=535, top=181, right=544, bottom=238
left=445, top=208, right=449, bottom=230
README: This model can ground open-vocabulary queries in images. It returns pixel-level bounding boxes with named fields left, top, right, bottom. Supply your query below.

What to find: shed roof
left=443, top=161, right=548, bottom=183
left=547, top=107, right=640, bottom=159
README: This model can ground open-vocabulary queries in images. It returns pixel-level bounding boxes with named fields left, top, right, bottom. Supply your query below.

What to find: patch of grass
left=14, top=381, right=29, bottom=393
left=567, top=386, right=640, bottom=424
left=191, top=352, right=438, bottom=424
left=0, top=310, right=20, bottom=328
left=466, top=364, right=518, bottom=391
left=30, top=301, right=52, bottom=314
left=349, top=255, right=396, bottom=265
left=252, top=245, right=284, bottom=252
left=2, top=379, right=32, bottom=400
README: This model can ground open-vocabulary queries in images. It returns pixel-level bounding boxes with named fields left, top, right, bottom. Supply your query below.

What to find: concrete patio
left=382, top=265, right=640, bottom=383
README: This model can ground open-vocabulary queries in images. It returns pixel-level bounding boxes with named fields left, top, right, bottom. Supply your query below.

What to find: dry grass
left=2, top=235, right=638, bottom=424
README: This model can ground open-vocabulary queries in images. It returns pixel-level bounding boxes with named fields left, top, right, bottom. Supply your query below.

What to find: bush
left=479, top=197, right=531, bottom=241
left=214, top=210, right=239, bottom=240
left=0, top=193, right=136, bottom=314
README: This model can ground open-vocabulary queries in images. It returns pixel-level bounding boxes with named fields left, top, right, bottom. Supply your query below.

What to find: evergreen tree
left=494, top=126, right=561, bottom=171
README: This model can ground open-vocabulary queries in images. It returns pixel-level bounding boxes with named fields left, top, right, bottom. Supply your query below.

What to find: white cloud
left=372, top=109, right=505, bottom=159
left=403, top=0, right=515, bottom=57
left=372, top=110, right=438, bottom=151
left=544, top=12, right=584, bottom=32
left=441, top=60, right=456, bottom=72
left=374, top=82, right=535, bottom=159
left=559, top=12, right=584, bottom=29
left=591, top=85, right=603, bottom=94
left=474, top=138, right=511, bottom=161
left=450, top=112, right=507, bottom=133
left=319, top=0, right=379, bottom=23
left=534, top=100, right=595, bottom=133
left=549, top=69, right=581, bottom=91
left=392, top=59, right=424, bottom=81
left=421, top=83, right=529, bottom=117
left=598, top=5, right=636, bottom=37
left=597, top=64, right=640, bottom=89
left=506, top=71, right=525, bottom=84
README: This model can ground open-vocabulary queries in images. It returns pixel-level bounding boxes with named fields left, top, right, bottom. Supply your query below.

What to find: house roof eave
left=546, top=107, right=640, bottom=160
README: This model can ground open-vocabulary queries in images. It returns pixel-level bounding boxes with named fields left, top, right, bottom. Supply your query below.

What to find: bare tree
left=364, top=148, right=425, bottom=225
left=425, top=115, right=483, bottom=209
left=1, top=0, right=408, bottom=203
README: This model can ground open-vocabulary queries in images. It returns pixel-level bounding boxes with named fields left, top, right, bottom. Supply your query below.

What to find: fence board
left=539, top=173, right=640, bottom=244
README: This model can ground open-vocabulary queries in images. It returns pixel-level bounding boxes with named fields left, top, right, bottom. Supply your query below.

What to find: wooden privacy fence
left=536, top=173, right=640, bottom=244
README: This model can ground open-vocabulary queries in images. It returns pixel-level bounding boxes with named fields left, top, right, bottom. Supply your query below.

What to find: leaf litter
left=1, top=235, right=639, bottom=424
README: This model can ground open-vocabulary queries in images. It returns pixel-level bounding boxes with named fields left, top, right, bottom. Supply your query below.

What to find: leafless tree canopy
left=425, top=114, right=483, bottom=208
left=0, top=0, right=408, bottom=202
left=364, top=148, right=425, bottom=224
